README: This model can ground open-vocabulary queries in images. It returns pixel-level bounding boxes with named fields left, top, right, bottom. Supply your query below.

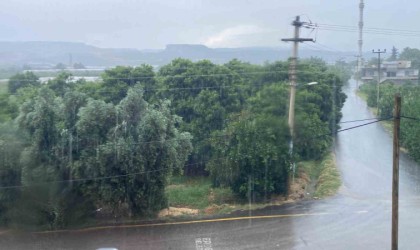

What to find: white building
left=361, top=61, right=419, bottom=84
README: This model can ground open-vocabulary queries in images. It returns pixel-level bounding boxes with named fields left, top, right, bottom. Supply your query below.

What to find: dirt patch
left=158, top=207, right=199, bottom=218
left=204, top=204, right=219, bottom=215
left=208, top=189, right=216, bottom=203
left=288, top=170, right=312, bottom=200
left=0, top=229, right=11, bottom=235
left=203, top=204, right=235, bottom=215
left=166, top=184, right=184, bottom=189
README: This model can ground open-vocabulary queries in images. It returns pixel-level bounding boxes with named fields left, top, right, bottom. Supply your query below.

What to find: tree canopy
left=0, top=57, right=347, bottom=228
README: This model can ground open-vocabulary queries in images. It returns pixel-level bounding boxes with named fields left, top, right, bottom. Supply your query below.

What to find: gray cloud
left=0, top=0, right=418, bottom=54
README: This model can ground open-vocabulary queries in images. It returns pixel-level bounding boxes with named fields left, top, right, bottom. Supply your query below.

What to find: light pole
left=289, top=81, right=318, bottom=183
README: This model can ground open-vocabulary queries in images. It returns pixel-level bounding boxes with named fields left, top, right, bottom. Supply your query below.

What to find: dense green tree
left=399, top=47, right=420, bottom=69
left=47, top=72, right=75, bottom=97
left=0, top=57, right=348, bottom=229
left=0, top=93, right=14, bottom=122
left=0, top=123, right=24, bottom=226
left=75, top=87, right=192, bottom=216
left=209, top=57, right=346, bottom=196
left=330, top=59, right=353, bottom=83
left=14, top=87, right=70, bottom=228
left=294, top=112, right=331, bottom=160
left=8, top=71, right=39, bottom=94
left=360, top=82, right=378, bottom=107
left=400, top=87, right=420, bottom=162
left=99, top=65, right=156, bottom=104
left=388, top=46, right=398, bottom=61
left=158, top=59, right=245, bottom=175
left=208, top=112, right=290, bottom=201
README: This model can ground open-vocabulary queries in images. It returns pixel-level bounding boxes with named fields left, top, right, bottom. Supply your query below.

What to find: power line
left=0, top=117, right=388, bottom=148
left=0, top=157, right=228, bottom=190
left=5, top=69, right=342, bottom=84
left=315, top=23, right=420, bottom=34
left=6, top=82, right=283, bottom=98
left=336, top=117, right=393, bottom=133
left=0, top=116, right=396, bottom=188
left=303, top=117, right=394, bottom=141
left=5, top=70, right=344, bottom=98
left=401, top=115, right=420, bottom=122
left=301, top=43, right=357, bottom=59
left=315, top=26, right=420, bottom=37
left=339, top=117, right=382, bottom=124
left=314, top=23, right=420, bottom=34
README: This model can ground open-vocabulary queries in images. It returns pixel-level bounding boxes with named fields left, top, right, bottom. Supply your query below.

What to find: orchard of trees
left=0, top=58, right=348, bottom=229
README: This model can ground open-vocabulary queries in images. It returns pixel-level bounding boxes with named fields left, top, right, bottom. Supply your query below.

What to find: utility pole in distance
left=358, top=0, right=365, bottom=81
left=372, top=49, right=386, bottom=116
left=392, top=94, right=401, bottom=250
left=281, top=16, right=314, bottom=182
left=354, top=55, right=361, bottom=89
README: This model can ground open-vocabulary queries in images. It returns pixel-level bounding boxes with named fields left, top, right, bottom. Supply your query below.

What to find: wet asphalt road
left=2, top=79, right=420, bottom=250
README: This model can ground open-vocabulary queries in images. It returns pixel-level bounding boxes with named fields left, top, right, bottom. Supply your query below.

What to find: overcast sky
left=0, top=0, right=419, bottom=54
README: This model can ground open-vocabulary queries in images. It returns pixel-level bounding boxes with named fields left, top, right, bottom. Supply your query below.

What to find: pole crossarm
left=281, top=38, right=314, bottom=42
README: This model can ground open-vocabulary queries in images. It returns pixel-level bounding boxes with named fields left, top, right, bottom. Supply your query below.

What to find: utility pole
left=354, top=55, right=361, bottom=89
left=392, top=94, right=401, bottom=250
left=281, top=16, right=314, bottom=182
left=358, top=0, right=365, bottom=79
left=372, top=49, right=386, bottom=116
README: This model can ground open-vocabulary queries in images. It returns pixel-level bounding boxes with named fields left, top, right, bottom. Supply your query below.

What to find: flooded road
left=336, top=79, right=420, bottom=200
left=290, top=79, right=420, bottom=249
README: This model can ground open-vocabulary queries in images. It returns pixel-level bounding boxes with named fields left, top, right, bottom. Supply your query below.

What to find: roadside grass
left=357, top=90, right=368, bottom=102
left=357, top=89, right=408, bottom=152
left=380, top=120, right=393, bottom=134
left=357, top=89, right=393, bottom=131
left=298, top=152, right=341, bottom=199
left=314, top=153, right=341, bottom=198
left=298, top=160, right=318, bottom=181
left=166, top=176, right=235, bottom=211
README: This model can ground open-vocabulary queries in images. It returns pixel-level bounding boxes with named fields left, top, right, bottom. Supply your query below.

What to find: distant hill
left=0, top=41, right=356, bottom=69
left=0, top=41, right=144, bottom=67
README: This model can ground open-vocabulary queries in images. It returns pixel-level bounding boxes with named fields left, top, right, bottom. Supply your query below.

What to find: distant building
left=361, top=61, right=419, bottom=84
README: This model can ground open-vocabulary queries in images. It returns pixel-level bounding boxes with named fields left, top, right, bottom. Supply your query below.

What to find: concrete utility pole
left=372, top=49, right=386, bottom=116
left=281, top=16, right=314, bottom=181
left=392, top=94, right=401, bottom=250
left=358, top=0, right=365, bottom=78
left=354, top=55, right=361, bottom=89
